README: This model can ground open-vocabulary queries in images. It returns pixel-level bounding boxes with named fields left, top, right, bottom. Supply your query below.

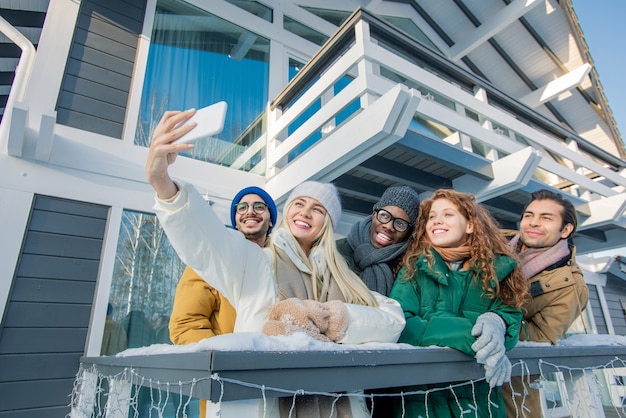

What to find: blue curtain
left=135, top=4, right=270, bottom=165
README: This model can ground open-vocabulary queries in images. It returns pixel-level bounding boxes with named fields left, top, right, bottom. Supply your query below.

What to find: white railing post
left=104, top=377, right=133, bottom=418
left=69, top=369, right=99, bottom=418
left=563, top=369, right=606, bottom=417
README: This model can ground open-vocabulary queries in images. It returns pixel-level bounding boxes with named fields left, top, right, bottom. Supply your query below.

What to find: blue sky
left=571, top=2, right=626, bottom=258
left=572, top=1, right=626, bottom=137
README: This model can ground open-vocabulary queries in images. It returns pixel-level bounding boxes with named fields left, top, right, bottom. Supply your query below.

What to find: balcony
left=72, top=334, right=626, bottom=417
left=222, top=8, right=626, bottom=254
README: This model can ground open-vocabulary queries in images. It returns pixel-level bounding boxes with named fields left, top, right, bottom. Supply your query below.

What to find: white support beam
left=266, top=84, right=420, bottom=202
left=413, top=93, right=622, bottom=198
left=452, top=146, right=542, bottom=201
left=579, top=194, right=626, bottom=229
left=519, top=64, right=592, bottom=108
left=449, top=0, right=543, bottom=61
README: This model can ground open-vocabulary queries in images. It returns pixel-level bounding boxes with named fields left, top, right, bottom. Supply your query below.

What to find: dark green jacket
left=390, top=250, right=522, bottom=355
left=389, top=250, right=523, bottom=418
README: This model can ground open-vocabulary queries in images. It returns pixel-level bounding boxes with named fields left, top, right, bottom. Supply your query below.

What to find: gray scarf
left=347, top=218, right=410, bottom=296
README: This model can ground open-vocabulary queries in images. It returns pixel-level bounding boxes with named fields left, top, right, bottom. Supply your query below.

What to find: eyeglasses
left=234, top=201, right=268, bottom=214
left=374, top=209, right=413, bottom=232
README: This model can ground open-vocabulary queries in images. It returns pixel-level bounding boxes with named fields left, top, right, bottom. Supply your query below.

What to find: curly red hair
left=399, top=189, right=529, bottom=308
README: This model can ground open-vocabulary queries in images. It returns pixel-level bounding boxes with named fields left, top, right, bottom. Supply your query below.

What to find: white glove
left=484, top=353, right=512, bottom=388
left=471, top=312, right=506, bottom=365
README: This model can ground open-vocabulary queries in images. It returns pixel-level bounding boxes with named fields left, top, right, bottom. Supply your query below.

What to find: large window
left=102, top=210, right=185, bottom=356
left=135, top=0, right=270, bottom=166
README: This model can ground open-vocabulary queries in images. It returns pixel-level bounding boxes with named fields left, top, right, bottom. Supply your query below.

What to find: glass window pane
left=224, top=0, right=273, bottom=22
left=379, top=15, right=440, bottom=53
left=289, top=57, right=304, bottom=80
left=102, top=210, right=185, bottom=355
left=135, top=0, right=270, bottom=167
left=301, top=7, right=350, bottom=27
left=301, top=7, right=440, bottom=53
left=283, top=15, right=328, bottom=46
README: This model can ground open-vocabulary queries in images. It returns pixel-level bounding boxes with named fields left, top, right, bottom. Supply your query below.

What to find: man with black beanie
left=337, top=185, right=420, bottom=297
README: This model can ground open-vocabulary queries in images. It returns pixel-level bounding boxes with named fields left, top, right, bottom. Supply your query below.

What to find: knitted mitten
left=322, top=300, right=348, bottom=342
left=262, top=319, right=330, bottom=341
left=262, top=298, right=330, bottom=341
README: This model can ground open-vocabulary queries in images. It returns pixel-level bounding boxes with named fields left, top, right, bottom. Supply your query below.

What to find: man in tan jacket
left=168, top=186, right=276, bottom=417
left=504, top=189, right=589, bottom=417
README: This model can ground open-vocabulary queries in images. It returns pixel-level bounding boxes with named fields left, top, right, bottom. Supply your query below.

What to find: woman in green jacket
left=390, top=189, right=529, bottom=418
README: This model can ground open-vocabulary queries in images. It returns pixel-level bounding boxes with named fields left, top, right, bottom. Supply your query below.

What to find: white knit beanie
left=284, top=181, right=342, bottom=230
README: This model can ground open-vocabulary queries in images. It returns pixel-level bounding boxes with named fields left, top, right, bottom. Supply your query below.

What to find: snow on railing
left=70, top=333, right=626, bottom=418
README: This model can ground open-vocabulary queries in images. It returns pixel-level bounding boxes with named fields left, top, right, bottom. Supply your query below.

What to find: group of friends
left=146, top=109, right=590, bottom=417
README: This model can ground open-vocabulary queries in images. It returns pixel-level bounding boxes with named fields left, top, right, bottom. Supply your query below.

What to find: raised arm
left=145, top=109, right=197, bottom=200
left=145, top=110, right=277, bottom=333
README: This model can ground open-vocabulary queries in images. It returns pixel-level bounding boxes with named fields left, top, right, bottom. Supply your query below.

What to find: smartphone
left=173, top=101, right=228, bottom=144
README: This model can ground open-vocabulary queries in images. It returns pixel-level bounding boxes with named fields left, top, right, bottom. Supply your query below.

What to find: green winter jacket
left=389, top=249, right=523, bottom=418
left=390, top=250, right=522, bottom=355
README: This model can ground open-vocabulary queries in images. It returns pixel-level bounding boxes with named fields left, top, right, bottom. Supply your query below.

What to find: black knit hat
left=373, top=186, right=420, bottom=223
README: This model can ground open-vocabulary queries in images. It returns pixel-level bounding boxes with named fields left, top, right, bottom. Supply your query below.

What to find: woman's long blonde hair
left=271, top=203, right=378, bottom=307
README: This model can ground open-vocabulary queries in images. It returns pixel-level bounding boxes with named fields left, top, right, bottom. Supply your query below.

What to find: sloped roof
left=386, top=0, right=624, bottom=158
left=268, top=5, right=626, bottom=254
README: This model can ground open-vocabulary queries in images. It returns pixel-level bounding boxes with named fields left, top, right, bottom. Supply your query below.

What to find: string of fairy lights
left=69, top=357, right=626, bottom=418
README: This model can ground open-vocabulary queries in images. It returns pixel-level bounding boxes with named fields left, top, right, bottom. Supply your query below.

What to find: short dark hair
left=521, top=189, right=578, bottom=238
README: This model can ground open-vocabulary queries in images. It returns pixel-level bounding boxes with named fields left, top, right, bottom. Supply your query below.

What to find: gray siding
left=56, top=0, right=147, bottom=138
left=588, top=284, right=609, bottom=334
left=604, top=277, right=626, bottom=336
left=0, top=196, right=109, bottom=418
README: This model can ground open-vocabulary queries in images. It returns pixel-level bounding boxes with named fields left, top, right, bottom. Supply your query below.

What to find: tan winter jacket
left=520, top=246, right=588, bottom=344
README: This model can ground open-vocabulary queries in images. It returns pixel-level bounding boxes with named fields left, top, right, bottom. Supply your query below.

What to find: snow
left=557, top=333, right=626, bottom=347
left=116, top=332, right=418, bottom=357
left=116, top=331, right=626, bottom=358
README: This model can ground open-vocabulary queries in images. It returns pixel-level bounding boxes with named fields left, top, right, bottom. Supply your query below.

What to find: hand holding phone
left=173, top=101, right=228, bottom=144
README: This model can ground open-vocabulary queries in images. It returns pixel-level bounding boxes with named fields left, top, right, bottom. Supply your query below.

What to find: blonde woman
left=145, top=109, right=405, bottom=417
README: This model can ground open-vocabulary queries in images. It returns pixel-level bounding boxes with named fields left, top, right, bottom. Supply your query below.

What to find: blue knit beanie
left=230, top=186, right=277, bottom=233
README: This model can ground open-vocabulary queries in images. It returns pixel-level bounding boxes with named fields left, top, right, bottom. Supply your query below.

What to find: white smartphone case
left=173, top=101, right=228, bottom=144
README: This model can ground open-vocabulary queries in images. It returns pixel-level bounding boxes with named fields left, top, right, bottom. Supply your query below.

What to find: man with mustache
left=169, top=186, right=277, bottom=418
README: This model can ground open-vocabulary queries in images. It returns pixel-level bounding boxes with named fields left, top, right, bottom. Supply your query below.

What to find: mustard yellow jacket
left=169, top=266, right=236, bottom=345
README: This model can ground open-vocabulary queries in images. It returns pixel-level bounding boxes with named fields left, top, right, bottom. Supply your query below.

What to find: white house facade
left=1, top=0, right=626, bottom=416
